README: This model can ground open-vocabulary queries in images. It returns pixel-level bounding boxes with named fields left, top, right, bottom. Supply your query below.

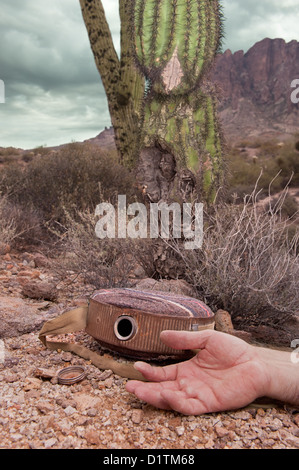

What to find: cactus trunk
left=132, top=0, right=224, bottom=203
left=80, top=0, right=225, bottom=203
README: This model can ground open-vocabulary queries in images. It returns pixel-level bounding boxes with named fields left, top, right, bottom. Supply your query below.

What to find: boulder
left=214, top=309, right=234, bottom=332
left=0, top=296, right=54, bottom=338
left=21, top=281, right=58, bottom=302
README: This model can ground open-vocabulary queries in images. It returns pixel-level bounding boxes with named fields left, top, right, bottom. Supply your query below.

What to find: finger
left=160, top=389, right=208, bottom=416
left=133, top=360, right=179, bottom=382
left=160, top=329, right=215, bottom=350
left=125, top=381, right=172, bottom=410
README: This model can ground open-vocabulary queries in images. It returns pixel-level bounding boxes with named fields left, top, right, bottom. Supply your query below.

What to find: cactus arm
left=118, top=0, right=145, bottom=115
left=79, top=0, right=145, bottom=166
left=79, top=0, right=120, bottom=104
left=117, top=0, right=145, bottom=166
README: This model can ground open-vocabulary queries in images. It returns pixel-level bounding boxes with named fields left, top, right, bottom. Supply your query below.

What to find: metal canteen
left=85, top=288, right=215, bottom=360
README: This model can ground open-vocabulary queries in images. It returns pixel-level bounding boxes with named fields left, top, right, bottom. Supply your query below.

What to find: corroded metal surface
left=57, top=366, right=86, bottom=385
left=85, top=289, right=215, bottom=359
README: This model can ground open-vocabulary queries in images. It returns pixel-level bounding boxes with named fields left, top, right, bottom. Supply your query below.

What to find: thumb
left=160, top=329, right=216, bottom=350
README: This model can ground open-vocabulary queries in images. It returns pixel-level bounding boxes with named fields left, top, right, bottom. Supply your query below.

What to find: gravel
left=0, top=249, right=298, bottom=449
left=0, top=331, right=298, bottom=450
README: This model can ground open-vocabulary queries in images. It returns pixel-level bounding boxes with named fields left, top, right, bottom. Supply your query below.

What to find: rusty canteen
left=85, top=288, right=215, bottom=359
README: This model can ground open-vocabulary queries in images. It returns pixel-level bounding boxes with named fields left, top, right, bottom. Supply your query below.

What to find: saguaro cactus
left=79, top=0, right=224, bottom=203
left=132, top=0, right=221, bottom=95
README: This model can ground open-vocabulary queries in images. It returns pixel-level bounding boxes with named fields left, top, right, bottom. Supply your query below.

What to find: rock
left=269, top=418, right=284, bottom=431
left=55, top=397, right=77, bottom=409
left=86, top=408, right=97, bottom=417
left=232, top=411, right=252, bottom=420
left=131, top=264, right=146, bottom=279
left=215, top=309, right=234, bottom=332
left=35, top=402, right=54, bottom=414
left=98, top=370, right=113, bottom=381
left=33, top=253, right=51, bottom=268
left=72, top=393, right=101, bottom=412
left=21, top=281, right=58, bottom=302
left=103, top=377, right=114, bottom=388
left=175, top=426, right=185, bottom=436
left=3, top=373, right=19, bottom=383
left=0, top=244, right=11, bottom=255
left=11, top=433, right=23, bottom=442
left=34, top=367, right=57, bottom=380
left=64, top=406, right=76, bottom=416
left=61, top=352, right=73, bottom=362
left=44, top=438, right=57, bottom=448
left=215, top=424, right=229, bottom=438
left=0, top=296, right=52, bottom=338
left=85, top=428, right=101, bottom=446
left=23, top=377, right=42, bottom=391
left=131, top=409, right=144, bottom=425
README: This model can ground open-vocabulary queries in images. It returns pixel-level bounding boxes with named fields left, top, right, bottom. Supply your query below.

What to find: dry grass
left=52, top=210, right=139, bottom=289
left=0, top=195, right=17, bottom=251
left=171, top=182, right=299, bottom=327
left=0, top=194, right=45, bottom=250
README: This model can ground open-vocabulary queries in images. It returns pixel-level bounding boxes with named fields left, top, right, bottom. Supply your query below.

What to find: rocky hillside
left=212, top=38, right=299, bottom=143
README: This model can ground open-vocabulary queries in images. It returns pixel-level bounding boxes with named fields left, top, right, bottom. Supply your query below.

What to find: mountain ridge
left=1, top=37, right=298, bottom=154
left=211, top=37, right=299, bottom=143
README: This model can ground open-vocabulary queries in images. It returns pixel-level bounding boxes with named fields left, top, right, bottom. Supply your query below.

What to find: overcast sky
left=1, top=0, right=299, bottom=149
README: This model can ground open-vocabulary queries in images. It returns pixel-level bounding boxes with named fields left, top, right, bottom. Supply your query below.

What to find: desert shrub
left=175, top=186, right=299, bottom=327
left=0, top=142, right=140, bottom=228
left=226, top=149, right=283, bottom=201
left=226, top=136, right=299, bottom=202
left=0, top=193, right=46, bottom=249
left=0, top=195, right=17, bottom=251
left=276, top=195, right=298, bottom=219
left=31, top=145, right=50, bottom=156
left=258, top=141, right=281, bottom=158
left=0, top=147, right=20, bottom=157
left=276, top=144, right=299, bottom=187
left=4, top=202, right=45, bottom=247
left=22, top=152, right=34, bottom=163
left=53, top=210, right=139, bottom=289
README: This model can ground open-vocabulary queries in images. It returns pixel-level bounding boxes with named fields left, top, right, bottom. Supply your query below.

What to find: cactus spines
left=80, top=0, right=225, bottom=204
left=132, top=0, right=222, bottom=95
left=142, top=87, right=223, bottom=202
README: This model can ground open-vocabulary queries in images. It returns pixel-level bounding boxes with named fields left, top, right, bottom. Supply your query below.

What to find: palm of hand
left=125, top=330, right=266, bottom=415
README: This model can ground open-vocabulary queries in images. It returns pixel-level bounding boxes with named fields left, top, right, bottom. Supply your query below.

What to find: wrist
left=253, top=345, right=299, bottom=406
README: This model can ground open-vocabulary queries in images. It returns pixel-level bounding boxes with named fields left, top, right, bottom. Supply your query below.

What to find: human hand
left=125, top=329, right=271, bottom=415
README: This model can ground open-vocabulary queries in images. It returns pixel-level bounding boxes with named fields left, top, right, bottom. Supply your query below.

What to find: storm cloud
left=0, top=0, right=298, bottom=149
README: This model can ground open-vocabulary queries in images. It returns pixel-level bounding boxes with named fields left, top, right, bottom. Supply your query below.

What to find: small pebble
left=64, top=406, right=76, bottom=416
